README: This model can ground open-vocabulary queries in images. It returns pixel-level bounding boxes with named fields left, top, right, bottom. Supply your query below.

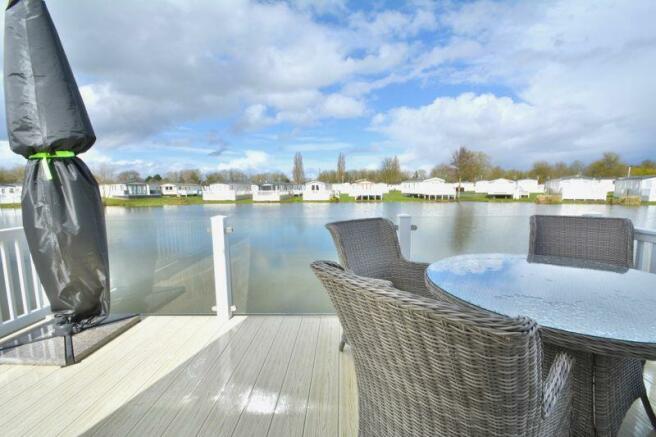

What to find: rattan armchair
left=326, top=217, right=430, bottom=351
left=528, top=215, right=634, bottom=267
left=312, top=260, right=574, bottom=437
left=529, top=214, right=655, bottom=436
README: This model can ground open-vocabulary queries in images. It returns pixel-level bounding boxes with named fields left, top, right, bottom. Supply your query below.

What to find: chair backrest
left=529, top=215, right=634, bottom=267
left=325, top=217, right=402, bottom=282
left=311, top=260, right=544, bottom=437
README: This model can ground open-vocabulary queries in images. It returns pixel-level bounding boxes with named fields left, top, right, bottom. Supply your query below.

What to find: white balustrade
left=0, top=227, right=50, bottom=337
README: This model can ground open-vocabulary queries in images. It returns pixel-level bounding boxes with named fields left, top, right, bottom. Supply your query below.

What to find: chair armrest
left=398, top=259, right=430, bottom=274
left=542, top=352, right=574, bottom=419
left=393, top=260, right=431, bottom=297
left=367, top=277, right=395, bottom=288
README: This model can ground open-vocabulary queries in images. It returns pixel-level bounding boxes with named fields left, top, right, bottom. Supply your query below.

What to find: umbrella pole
left=64, top=333, right=75, bottom=365
left=55, top=316, right=76, bottom=365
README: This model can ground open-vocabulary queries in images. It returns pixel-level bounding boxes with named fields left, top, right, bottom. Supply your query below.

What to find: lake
left=2, top=202, right=655, bottom=315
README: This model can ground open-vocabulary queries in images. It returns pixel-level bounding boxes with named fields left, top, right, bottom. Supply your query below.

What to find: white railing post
left=211, top=215, right=233, bottom=323
left=398, top=214, right=412, bottom=259
left=635, top=228, right=656, bottom=274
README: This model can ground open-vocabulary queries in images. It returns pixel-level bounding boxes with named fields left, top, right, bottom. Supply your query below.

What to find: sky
left=0, top=0, right=655, bottom=179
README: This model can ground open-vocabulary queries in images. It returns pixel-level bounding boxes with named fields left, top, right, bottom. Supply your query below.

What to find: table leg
left=545, top=345, right=647, bottom=436
left=594, top=355, right=645, bottom=436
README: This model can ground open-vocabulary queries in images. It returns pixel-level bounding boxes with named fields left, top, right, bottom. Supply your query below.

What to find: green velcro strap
left=28, top=151, right=76, bottom=180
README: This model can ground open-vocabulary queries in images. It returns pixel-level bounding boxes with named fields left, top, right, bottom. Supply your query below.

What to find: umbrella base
left=0, top=314, right=140, bottom=367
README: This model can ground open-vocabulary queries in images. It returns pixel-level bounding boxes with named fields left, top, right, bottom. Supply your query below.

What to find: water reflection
left=1, top=203, right=655, bottom=315
left=450, top=203, right=475, bottom=253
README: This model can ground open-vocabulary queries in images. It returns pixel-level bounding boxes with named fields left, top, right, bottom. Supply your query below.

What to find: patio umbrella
left=4, top=0, right=110, bottom=335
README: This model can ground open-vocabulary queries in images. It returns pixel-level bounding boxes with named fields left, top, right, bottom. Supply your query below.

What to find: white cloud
left=371, top=0, right=656, bottom=167
left=40, top=0, right=409, bottom=145
left=320, top=94, right=365, bottom=118
left=284, top=141, right=351, bottom=152
left=237, top=93, right=365, bottom=130
left=348, top=9, right=437, bottom=40
left=1, top=0, right=653, bottom=173
left=217, top=150, right=269, bottom=171
left=372, top=93, right=621, bottom=167
left=0, top=141, right=24, bottom=167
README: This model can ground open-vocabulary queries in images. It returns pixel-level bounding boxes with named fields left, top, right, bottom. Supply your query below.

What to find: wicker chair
left=312, top=260, right=574, bottom=437
left=326, top=217, right=430, bottom=351
left=529, top=215, right=655, bottom=436
left=528, top=215, right=634, bottom=267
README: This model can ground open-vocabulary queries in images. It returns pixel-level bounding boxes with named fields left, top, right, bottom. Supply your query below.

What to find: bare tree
left=585, top=153, right=627, bottom=178
left=450, top=146, right=489, bottom=181
left=90, top=163, right=116, bottom=184
left=292, top=152, right=305, bottom=184
left=379, top=156, right=403, bottom=184
left=336, top=152, right=346, bottom=183
left=116, top=170, right=143, bottom=183
left=0, top=165, right=25, bottom=183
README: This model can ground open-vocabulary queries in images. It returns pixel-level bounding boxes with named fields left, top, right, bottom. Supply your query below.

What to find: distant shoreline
left=2, top=191, right=654, bottom=209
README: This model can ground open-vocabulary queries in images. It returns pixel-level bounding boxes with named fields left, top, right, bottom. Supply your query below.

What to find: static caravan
left=99, top=183, right=161, bottom=199
left=387, top=183, right=402, bottom=192
left=545, top=177, right=608, bottom=201
left=456, top=182, right=476, bottom=192
left=202, top=183, right=252, bottom=201
left=332, top=183, right=350, bottom=195
left=148, top=184, right=162, bottom=196
left=401, top=180, right=420, bottom=196
left=303, top=181, right=334, bottom=201
left=614, top=176, right=656, bottom=202
left=290, top=184, right=305, bottom=197
left=598, top=179, right=615, bottom=194
left=350, top=180, right=385, bottom=200
left=517, top=179, right=542, bottom=194
left=513, top=179, right=541, bottom=199
left=161, top=183, right=202, bottom=197
left=252, top=184, right=292, bottom=202
left=474, top=180, right=490, bottom=194
left=0, top=184, right=21, bottom=204
left=485, top=179, right=518, bottom=199
left=416, top=178, right=456, bottom=200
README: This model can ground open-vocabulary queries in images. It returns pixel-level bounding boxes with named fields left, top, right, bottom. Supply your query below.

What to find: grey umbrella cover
left=4, top=0, right=110, bottom=328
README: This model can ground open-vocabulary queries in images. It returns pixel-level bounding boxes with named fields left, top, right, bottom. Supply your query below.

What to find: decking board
left=0, top=315, right=652, bottom=437
left=57, top=316, right=223, bottom=436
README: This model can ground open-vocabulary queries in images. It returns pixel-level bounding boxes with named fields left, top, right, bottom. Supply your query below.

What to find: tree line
left=0, top=149, right=653, bottom=185
left=317, top=149, right=656, bottom=185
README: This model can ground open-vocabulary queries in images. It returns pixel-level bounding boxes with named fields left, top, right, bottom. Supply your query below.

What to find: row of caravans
left=31, top=176, right=656, bottom=203
left=201, top=180, right=392, bottom=202
left=99, top=182, right=202, bottom=199
left=400, top=178, right=545, bottom=200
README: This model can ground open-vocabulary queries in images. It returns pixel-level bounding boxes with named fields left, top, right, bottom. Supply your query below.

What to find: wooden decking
left=0, top=315, right=654, bottom=436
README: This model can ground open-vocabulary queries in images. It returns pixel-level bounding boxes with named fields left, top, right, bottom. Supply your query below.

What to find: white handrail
left=0, top=227, right=50, bottom=337
left=635, top=228, right=656, bottom=273
left=210, top=215, right=233, bottom=323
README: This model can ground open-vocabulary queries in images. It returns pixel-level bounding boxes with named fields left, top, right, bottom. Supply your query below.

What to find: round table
left=425, top=254, right=656, bottom=437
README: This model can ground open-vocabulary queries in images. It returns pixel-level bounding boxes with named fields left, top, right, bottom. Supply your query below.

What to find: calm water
left=1, top=202, right=655, bottom=315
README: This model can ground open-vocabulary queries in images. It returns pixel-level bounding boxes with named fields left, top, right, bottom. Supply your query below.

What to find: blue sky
left=1, top=0, right=654, bottom=178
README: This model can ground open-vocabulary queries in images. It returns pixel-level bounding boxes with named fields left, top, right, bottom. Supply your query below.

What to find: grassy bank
left=2, top=191, right=650, bottom=209
left=103, top=196, right=205, bottom=207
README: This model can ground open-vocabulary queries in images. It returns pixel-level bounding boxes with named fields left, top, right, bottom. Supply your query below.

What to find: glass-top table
left=425, top=253, right=656, bottom=352
left=425, top=253, right=656, bottom=436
